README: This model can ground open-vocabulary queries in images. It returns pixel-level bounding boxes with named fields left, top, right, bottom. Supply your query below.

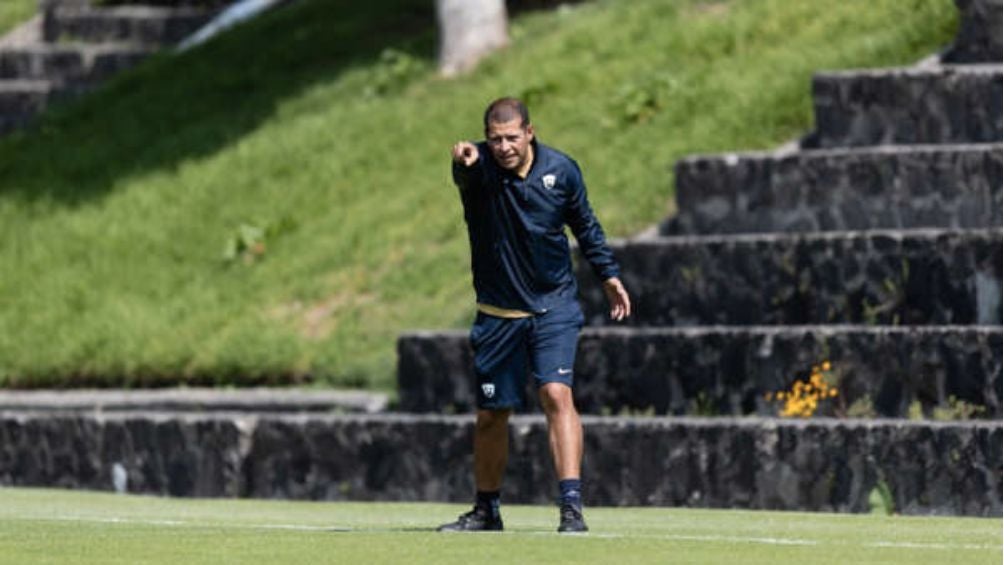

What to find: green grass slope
left=1, top=488, right=1000, bottom=564
left=0, top=0, right=35, bottom=36
left=0, top=0, right=958, bottom=389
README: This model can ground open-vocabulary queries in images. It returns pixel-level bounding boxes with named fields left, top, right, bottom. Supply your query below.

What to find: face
left=485, top=119, right=534, bottom=172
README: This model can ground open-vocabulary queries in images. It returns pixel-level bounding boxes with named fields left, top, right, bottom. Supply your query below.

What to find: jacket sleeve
left=565, top=161, right=620, bottom=282
left=452, top=161, right=481, bottom=192
left=451, top=143, right=487, bottom=195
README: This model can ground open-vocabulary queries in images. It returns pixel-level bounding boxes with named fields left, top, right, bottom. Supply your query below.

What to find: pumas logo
left=542, top=174, right=557, bottom=190
left=481, top=383, right=496, bottom=398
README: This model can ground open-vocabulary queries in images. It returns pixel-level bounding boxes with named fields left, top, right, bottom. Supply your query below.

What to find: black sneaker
left=437, top=507, right=504, bottom=532
left=557, top=504, right=588, bottom=533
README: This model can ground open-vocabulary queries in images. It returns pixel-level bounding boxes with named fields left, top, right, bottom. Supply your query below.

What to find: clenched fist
left=451, top=141, right=479, bottom=167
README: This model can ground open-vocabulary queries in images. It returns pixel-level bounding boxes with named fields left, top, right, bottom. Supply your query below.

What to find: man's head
left=483, top=98, right=534, bottom=173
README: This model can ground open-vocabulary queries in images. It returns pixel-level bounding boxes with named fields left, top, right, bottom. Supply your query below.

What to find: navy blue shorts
left=470, top=301, right=585, bottom=410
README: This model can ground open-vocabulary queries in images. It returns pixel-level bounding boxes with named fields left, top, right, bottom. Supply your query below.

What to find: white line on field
left=20, top=515, right=1001, bottom=551
left=558, top=532, right=817, bottom=546
left=39, top=515, right=350, bottom=532
left=865, top=540, right=1000, bottom=551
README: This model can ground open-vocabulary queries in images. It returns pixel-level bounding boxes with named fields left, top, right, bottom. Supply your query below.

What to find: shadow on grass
left=0, top=0, right=436, bottom=207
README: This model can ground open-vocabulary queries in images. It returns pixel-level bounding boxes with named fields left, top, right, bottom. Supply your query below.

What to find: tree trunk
left=436, top=0, right=509, bottom=77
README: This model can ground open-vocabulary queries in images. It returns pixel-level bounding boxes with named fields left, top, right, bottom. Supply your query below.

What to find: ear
left=526, top=124, right=535, bottom=140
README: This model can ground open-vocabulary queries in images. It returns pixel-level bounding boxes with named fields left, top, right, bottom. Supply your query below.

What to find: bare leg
left=474, top=409, right=511, bottom=490
left=537, top=383, right=582, bottom=480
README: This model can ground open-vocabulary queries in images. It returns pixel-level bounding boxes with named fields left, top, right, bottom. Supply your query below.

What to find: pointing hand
left=451, top=141, right=479, bottom=167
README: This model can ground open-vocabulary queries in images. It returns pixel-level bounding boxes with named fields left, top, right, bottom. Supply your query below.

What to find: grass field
left=0, top=488, right=999, bottom=564
left=0, top=0, right=958, bottom=389
left=0, top=0, right=35, bottom=37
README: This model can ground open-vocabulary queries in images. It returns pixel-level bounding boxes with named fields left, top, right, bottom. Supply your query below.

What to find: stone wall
left=575, top=230, right=1002, bottom=327
left=41, top=5, right=213, bottom=46
left=667, top=145, right=1002, bottom=235
left=1, top=412, right=999, bottom=516
left=807, top=66, right=1002, bottom=148
left=942, top=0, right=1002, bottom=63
left=2, top=0, right=217, bottom=135
left=0, top=412, right=246, bottom=496
left=0, top=388, right=388, bottom=413
left=397, top=327, right=1002, bottom=417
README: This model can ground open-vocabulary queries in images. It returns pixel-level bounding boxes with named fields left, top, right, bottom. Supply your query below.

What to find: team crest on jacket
left=481, top=383, right=496, bottom=398
left=542, top=174, right=557, bottom=189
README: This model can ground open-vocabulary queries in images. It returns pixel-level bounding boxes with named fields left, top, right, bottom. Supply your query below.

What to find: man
left=438, top=98, right=631, bottom=534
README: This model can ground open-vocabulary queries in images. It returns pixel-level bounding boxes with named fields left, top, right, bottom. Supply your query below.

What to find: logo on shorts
left=542, top=174, right=557, bottom=190
left=557, top=368, right=572, bottom=375
left=481, top=383, right=496, bottom=398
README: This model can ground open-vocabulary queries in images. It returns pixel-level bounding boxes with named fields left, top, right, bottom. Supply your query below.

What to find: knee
left=538, top=383, right=574, bottom=415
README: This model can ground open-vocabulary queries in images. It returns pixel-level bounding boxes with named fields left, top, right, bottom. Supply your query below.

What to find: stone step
left=942, top=0, right=1002, bottom=64
left=1, top=412, right=999, bottom=515
left=576, top=229, right=1001, bottom=327
left=0, top=79, right=52, bottom=134
left=39, top=0, right=91, bottom=8
left=0, top=388, right=389, bottom=414
left=42, top=6, right=213, bottom=46
left=664, top=144, right=1002, bottom=235
left=39, top=0, right=228, bottom=6
left=0, top=43, right=153, bottom=87
left=806, top=65, right=1002, bottom=148
left=397, top=326, right=1001, bottom=417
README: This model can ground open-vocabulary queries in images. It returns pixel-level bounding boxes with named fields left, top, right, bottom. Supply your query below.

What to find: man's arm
left=565, top=163, right=632, bottom=321
left=451, top=141, right=482, bottom=191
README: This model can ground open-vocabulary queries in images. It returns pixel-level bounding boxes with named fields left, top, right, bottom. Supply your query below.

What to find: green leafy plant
left=610, top=73, right=681, bottom=125
left=844, top=395, right=877, bottom=419
left=518, top=81, right=561, bottom=108
left=364, top=48, right=427, bottom=98
left=932, top=395, right=986, bottom=420
left=222, top=216, right=297, bottom=265
left=868, top=479, right=895, bottom=515
left=691, top=391, right=718, bottom=416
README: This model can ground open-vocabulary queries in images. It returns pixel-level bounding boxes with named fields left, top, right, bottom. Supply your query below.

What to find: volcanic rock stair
left=395, top=0, right=1003, bottom=515
left=0, top=0, right=216, bottom=134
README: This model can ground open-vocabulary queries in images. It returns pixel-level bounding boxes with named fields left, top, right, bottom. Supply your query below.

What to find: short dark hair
left=483, top=97, right=530, bottom=131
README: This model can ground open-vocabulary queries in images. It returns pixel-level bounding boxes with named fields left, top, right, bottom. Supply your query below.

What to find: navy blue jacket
left=453, top=139, right=620, bottom=313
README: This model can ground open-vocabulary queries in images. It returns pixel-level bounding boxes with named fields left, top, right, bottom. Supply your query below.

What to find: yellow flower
left=771, top=361, right=839, bottom=418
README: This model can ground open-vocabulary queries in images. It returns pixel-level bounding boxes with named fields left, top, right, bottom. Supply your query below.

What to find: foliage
left=363, top=48, right=428, bottom=98
left=768, top=361, right=840, bottom=418
left=844, top=395, right=878, bottom=419
left=222, top=216, right=298, bottom=265
left=768, top=363, right=987, bottom=421
left=868, top=479, right=896, bottom=516
left=0, top=0, right=959, bottom=389
left=611, top=73, right=681, bottom=125
left=909, top=395, right=987, bottom=421
left=932, top=395, right=987, bottom=420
